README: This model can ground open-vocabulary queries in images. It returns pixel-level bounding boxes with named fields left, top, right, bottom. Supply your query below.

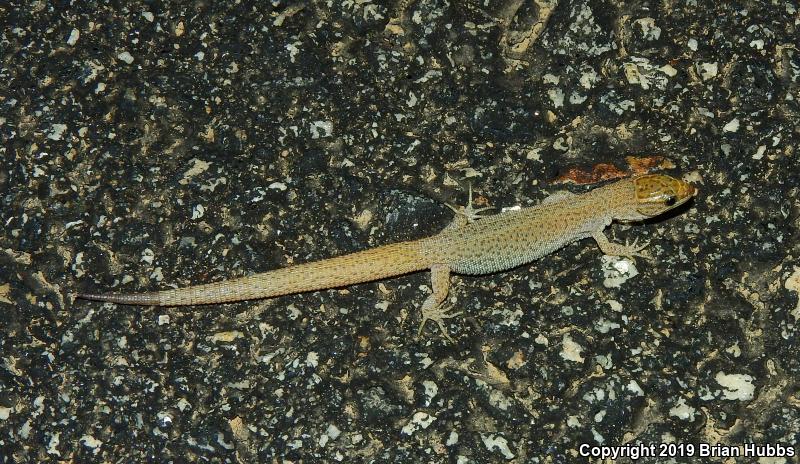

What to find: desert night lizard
left=77, top=174, right=697, bottom=341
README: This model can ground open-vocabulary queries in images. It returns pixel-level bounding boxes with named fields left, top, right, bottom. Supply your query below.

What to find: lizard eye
left=664, top=195, right=677, bottom=206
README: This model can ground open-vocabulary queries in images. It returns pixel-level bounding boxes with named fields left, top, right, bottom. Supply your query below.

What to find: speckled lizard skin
left=78, top=174, right=696, bottom=341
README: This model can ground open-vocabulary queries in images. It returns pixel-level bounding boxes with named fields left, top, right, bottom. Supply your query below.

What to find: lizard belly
left=446, top=231, right=588, bottom=275
left=421, top=206, right=605, bottom=275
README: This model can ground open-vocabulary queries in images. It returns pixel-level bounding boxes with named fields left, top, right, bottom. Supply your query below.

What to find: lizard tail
left=76, top=240, right=429, bottom=306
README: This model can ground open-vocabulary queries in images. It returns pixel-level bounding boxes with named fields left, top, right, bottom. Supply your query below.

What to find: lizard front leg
left=417, top=263, right=461, bottom=342
left=592, top=230, right=651, bottom=259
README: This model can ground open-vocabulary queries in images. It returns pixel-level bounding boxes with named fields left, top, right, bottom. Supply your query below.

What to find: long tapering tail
left=77, top=240, right=429, bottom=306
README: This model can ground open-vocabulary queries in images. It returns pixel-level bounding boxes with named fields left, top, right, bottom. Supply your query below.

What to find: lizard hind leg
left=445, top=183, right=494, bottom=230
left=417, top=264, right=462, bottom=342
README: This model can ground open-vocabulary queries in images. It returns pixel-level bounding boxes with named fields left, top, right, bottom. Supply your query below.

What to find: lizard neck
left=587, top=178, right=639, bottom=221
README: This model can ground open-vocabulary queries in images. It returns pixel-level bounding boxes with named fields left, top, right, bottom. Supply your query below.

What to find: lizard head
left=630, top=174, right=696, bottom=218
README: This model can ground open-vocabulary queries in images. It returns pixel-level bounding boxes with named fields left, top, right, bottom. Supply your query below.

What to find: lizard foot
left=615, top=237, right=652, bottom=260
left=593, top=231, right=653, bottom=260
left=417, top=303, right=462, bottom=343
left=446, top=183, right=494, bottom=226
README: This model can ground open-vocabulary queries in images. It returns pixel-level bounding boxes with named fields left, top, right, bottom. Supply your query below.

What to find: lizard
left=77, top=173, right=697, bottom=341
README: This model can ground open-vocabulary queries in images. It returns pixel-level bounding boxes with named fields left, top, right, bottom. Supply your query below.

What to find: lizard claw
left=446, top=184, right=494, bottom=225
left=623, top=237, right=652, bottom=259
left=446, top=203, right=494, bottom=222
left=594, top=231, right=654, bottom=260
left=418, top=303, right=462, bottom=343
